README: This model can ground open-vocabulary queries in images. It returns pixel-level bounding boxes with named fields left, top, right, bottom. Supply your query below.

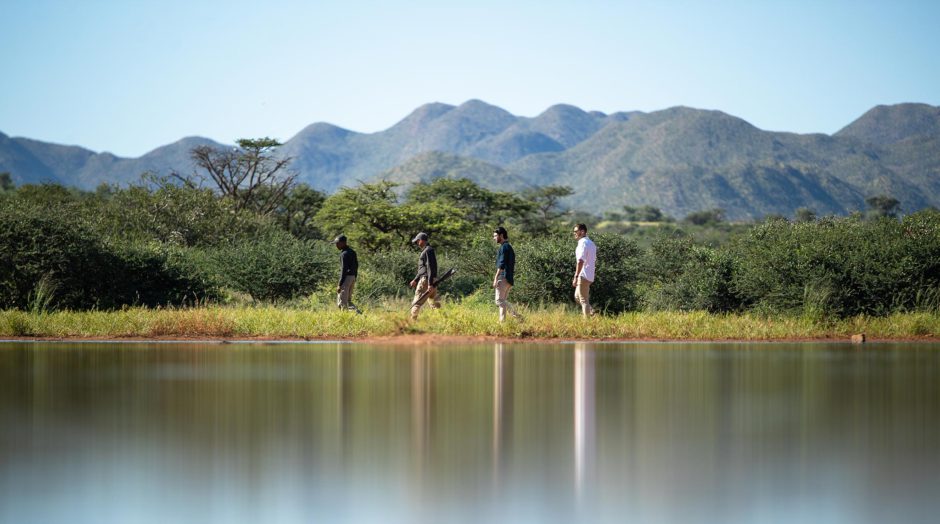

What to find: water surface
left=1, top=341, right=939, bottom=523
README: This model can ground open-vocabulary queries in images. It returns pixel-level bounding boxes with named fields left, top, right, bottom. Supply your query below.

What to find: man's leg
left=495, top=280, right=508, bottom=322
left=496, top=280, right=520, bottom=322
left=337, top=277, right=350, bottom=309
left=574, top=282, right=583, bottom=314
left=428, top=285, right=441, bottom=310
left=345, top=276, right=360, bottom=313
left=410, top=277, right=429, bottom=319
left=578, top=278, right=593, bottom=317
left=506, top=284, right=520, bottom=319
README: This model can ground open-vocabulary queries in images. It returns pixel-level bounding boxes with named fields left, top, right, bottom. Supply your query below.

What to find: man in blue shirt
left=492, top=226, right=521, bottom=323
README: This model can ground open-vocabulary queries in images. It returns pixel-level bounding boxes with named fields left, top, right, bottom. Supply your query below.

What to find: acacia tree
left=274, top=183, right=327, bottom=240
left=794, top=207, right=817, bottom=223
left=0, top=172, right=13, bottom=192
left=183, top=137, right=296, bottom=215
left=520, top=185, right=574, bottom=235
left=622, top=205, right=667, bottom=222
left=683, top=208, right=725, bottom=226
left=405, top=178, right=532, bottom=225
left=315, top=181, right=472, bottom=251
left=866, top=195, right=901, bottom=219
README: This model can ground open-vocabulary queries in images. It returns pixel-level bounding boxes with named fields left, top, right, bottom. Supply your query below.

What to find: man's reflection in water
left=574, top=342, right=596, bottom=503
left=492, top=343, right=514, bottom=489
left=411, top=347, right=430, bottom=480
left=337, top=346, right=353, bottom=460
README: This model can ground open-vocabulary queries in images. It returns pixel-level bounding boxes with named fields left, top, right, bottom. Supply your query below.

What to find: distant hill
left=2, top=101, right=939, bottom=220
left=508, top=106, right=938, bottom=218
left=835, top=103, right=940, bottom=145
left=0, top=134, right=227, bottom=188
left=277, top=100, right=626, bottom=189
left=372, top=151, right=531, bottom=192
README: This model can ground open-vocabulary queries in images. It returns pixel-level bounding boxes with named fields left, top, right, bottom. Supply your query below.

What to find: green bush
left=353, top=248, right=416, bottom=302
left=728, top=213, right=940, bottom=317
left=0, top=200, right=219, bottom=309
left=213, top=230, right=331, bottom=302
left=512, top=233, right=640, bottom=313
left=439, top=236, right=498, bottom=297
left=345, top=241, right=492, bottom=303
left=589, top=234, right=641, bottom=312
left=510, top=235, right=572, bottom=306
left=94, top=182, right=277, bottom=247
left=0, top=200, right=105, bottom=309
left=107, top=242, right=223, bottom=307
left=640, top=235, right=739, bottom=312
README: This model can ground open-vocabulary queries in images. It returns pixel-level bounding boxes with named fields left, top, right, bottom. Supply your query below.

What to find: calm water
left=1, top=341, right=939, bottom=524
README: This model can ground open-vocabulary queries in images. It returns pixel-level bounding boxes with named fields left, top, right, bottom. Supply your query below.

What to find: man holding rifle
left=409, top=232, right=441, bottom=319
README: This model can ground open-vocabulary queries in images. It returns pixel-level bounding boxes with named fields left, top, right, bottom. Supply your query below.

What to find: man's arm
left=428, top=248, right=438, bottom=285
left=506, top=245, right=514, bottom=274
left=494, top=245, right=505, bottom=288
left=411, top=250, right=425, bottom=287
left=573, top=259, right=585, bottom=287
left=339, top=251, right=349, bottom=288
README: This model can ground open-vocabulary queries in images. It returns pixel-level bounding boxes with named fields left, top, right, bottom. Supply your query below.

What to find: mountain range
left=2, top=100, right=939, bottom=220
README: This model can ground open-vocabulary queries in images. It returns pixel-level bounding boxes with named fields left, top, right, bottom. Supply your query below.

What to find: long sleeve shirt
left=496, top=242, right=515, bottom=285
left=414, top=245, right=438, bottom=283
left=575, top=237, right=596, bottom=282
left=339, top=247, right=358, bottom=286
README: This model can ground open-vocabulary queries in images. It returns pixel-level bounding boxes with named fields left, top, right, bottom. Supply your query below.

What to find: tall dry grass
left=2, top=300, right=938, bottom=340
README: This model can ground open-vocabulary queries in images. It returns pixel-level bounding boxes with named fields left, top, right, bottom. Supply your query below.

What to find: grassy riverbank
left=2, top=301, right=938, bottom=341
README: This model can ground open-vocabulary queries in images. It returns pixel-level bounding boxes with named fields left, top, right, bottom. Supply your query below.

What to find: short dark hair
left=576, top=223, right=588, bottom=233
left=494, top=226, right=509, bottom=240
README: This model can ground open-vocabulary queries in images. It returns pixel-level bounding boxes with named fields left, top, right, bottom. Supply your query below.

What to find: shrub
left=213, top=230, right=331, bottom=302
left=95, top=182, right=277, bottom=247
left=352, top=248, right=416, bottom=302
left=512, top=233, right=640, bottom=313
left=728, top=213, right=940, bottom=317
left=0, top=200, right=219, bottom=309
left=106, top=242, right=223, bottom=307
left=347, top=240, right=492, bottom=303
left=640, top=235, right=739, bottom=312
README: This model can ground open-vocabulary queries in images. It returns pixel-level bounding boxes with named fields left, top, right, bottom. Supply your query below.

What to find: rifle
left=411, top=267, right=457, bottom=307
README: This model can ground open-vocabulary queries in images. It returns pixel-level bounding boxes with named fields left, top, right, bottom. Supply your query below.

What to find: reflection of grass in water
left=1, top=303, right=938, bottom=340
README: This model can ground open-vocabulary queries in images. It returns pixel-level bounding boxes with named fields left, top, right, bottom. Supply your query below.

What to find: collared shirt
left=496, top=241, right=515, bottom=286
left=414, top=245, right=438, bottom=283
left=576, top=237, right=596, bottom=282
left=339, top=247, right=358, bottom=286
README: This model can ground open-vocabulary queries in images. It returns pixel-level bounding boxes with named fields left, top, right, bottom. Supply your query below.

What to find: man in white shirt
left=571, top=223, right=596, bottom=317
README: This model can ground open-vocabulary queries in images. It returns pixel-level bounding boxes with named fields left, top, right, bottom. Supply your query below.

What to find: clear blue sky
left=2, top=0, right=938, bottom=157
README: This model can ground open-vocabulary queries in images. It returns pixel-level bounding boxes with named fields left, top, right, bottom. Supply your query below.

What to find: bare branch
left=188, top=139, right=296, bottom=216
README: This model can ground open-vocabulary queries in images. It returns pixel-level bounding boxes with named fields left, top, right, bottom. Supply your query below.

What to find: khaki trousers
left=494, top=279, right=519, bottom=322
left=410, top=276, right=440, bottom=319
left=337, top=276, right=358, bottom=311
left=574, top=277, right=593, bottom=317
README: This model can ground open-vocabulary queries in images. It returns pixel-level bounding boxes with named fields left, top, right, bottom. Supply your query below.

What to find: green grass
left=2, top=301, right=938, bottom=340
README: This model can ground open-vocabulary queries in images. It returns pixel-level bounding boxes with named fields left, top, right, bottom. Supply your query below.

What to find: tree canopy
left=183, top=137, right=296, bottom=216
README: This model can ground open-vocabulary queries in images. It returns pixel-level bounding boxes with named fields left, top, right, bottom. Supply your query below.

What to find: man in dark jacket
left=409, top=232, right=440, bottom=319
left=334, top=235, right=360, bottom=313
